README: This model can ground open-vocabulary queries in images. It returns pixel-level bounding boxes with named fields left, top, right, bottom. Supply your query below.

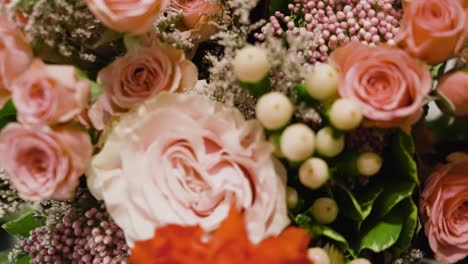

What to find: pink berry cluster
left=22, top=201, right=129, bottom=264
left=256, top=0, right=403, bottom=63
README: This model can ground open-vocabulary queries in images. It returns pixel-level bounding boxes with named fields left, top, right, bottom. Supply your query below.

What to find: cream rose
left=0, top=14, right=33, bottom=108
left=84, top=0, right=170, bottom=35
left=12, top=60, right=90, bottom=125
left=88, top=43, right=198, bottom=129
left=87, top=92, right=289, bottom=245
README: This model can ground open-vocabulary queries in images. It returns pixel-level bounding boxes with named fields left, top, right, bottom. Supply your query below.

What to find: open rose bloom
left=330, top=42, right=432, bottom=131
left=421, top=153, right=468, bottom=263
left=0, top=123, right=92, bottom=201
left=87, top=92, right=289, bottom=245
left=396, top=0, right=467, bottom=65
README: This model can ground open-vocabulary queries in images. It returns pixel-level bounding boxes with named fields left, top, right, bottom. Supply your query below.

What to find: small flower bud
left=304, top=63, right=339, bottom=101
left=233, top=46, right=271, bottom=83
left=311, top=197, right=339, bottom=224
left=299, top=158, right=329, bottom=189
left=357, top=152, right=382, bottom=177
left=286, top=187, right=299, bottom=209
left=280, top=124, right=316, bottom=162
left=256, top=92, right=294, bottom=130
left=329, top=98, right=363, bottom=131
left=307, top=247, right=331, bottom=264
left=316, top=127, right=345, bottom=157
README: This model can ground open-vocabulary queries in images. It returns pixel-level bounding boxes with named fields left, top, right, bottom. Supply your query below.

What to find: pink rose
left=0, top=14, right=33, bottom=108
left=420, top=152, right=468, bottom=263
left=12, top=60, right=90, bottom=125
left=88, top=43, right=198, bottom=129
left=438, top=71, right=468, bottom=116
left=330, top=42, right=432, bottom=131
left=0, top=123, right=92, bottom=201
left=396, top=0, right=467, bottom=65
left=174, top=0, right=223, bottom=40
left=84, top=0, right=170, bottom=35
left=87, top=92, right=289, bottom=245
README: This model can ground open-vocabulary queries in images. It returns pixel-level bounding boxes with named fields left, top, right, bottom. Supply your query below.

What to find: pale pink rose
left=420, top=152, right=468, bottom=263
left=438, top=71, right=468, bottom=116
left=174, top=0, right=223, bottom=40
left=87, top=92, right=289, bottom=245
left=0, top=123, right=92, bottom=201
left=395, top=0, right=467, bottom=65
left=330, top=42, right=432, bottom=131
left=12, top=60, right=90, bottom=125
left=0, top=14, right=33, bottom=108
left=84, top=0, right=169, bottom=35
left=88, top=43, right=198, bottom=129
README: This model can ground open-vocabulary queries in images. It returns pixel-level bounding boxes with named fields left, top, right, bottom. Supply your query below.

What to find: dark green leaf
left=390, top=130, right=418, bottom=184
left=334, top=184, right=365, bottom=222
left=391, top=199, right=418, bottom=256
left=372, top=180, right=415, bottom=218
left=2, top=211, right=43, bottom=237
left=359, top=204, right=405, bottom=253
left=267, top=0, right=290, bottom=17
left=357, top=183, right=384, bottom=221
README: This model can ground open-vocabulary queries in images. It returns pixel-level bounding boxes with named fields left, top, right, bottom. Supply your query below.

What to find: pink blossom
left=12, top=60, right=90, bottom=125
left=87, top=92, right=289, bottom=245
left=438, top=71, right=468, bottom=116
left=0, top=123, right=92, bottom=201
left=330, top=42, right=432, bottom=131
left=421, top=153, right=468, bottom=263
left=0, top=14, right=33, bottom=107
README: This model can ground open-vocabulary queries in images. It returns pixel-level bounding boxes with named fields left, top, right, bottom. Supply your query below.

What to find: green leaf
left=390, top=130, right=418, bottom=184
left=334, top=184, right=365, bottom=222
left=357, top=183, right=384, bottom=221
left=267, top=0, right=289, bottom=17
left=391, top=199, right=418, bottom=256
left=0, top=100, right=17, bottom=130
left=123, top=34, right=142, bottom=52
left=359, top=204, right=405, bottom=253
left=12, top=255, right=30, bottom=264
left=372, top=180, right=415, bottom=218
left=2, top=211, right=43, bottom=237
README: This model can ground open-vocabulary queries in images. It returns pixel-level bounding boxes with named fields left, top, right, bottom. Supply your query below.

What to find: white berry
left=256, top=92, right=293, bottom=130
left=357, top=152, right=383, bottom=177
left=311, top=197, right=339, bottom=224
left=316, top=127, right=345, bottom=158
left=299, top=158, right=329, bottom=189
left=233, top=46, right=271, bottom=83
left=307, top=247, right=331, bottom=264
left=350, top=258, right=372, bottom=264
left=329, top=98, right=363, bottom=131
left=286, top=187, right=299, bottom=209
left=280, top=124, right=316, bottom=162
left=304, top=63, right=339, bottom=101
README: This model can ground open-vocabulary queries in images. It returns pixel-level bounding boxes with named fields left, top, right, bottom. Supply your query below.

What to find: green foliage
left=391, top=199, right=418, bottom=256
left=267, top=0, right=290, bottom=17
left=2, top=211, right=43, bottom=238
left=0, top=100, right=16, bottom=130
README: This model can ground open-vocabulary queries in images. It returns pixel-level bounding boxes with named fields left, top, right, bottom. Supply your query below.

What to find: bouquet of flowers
left=0, top=0, right=466, bottom=263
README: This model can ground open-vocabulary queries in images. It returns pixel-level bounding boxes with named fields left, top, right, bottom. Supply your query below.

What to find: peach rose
left=86, top=92, right=289, bottom=245
left=396, top=0, right=467, bottom=65
left=174, top=0, right=223, bottom=40
left=84, top=0, right=169, bottom=35
left=0, top=123, right=92, bottom=201
left=88, top=43, right=197, bottom=129
left=12, top=60, right=90, bottom=125
left=420, top=152, right=468, bottom=263
left=0, top=14, right=33, bottom=108
left=438, top=71, right=468, bottom=116
left=330, top=42, right=432, bottom=131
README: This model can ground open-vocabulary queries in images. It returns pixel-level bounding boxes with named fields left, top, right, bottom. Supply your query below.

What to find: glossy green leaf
left=334, top=184, right=365, bottom=222
left=2, top=211, right=43, bottom=237
left=391, top=130, right=418, bottom=184
left=391, top=199, right=418, bottom=256
left=359, top=204, right=405, bottom=253
left=372, top=180, right=415, bottom=218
